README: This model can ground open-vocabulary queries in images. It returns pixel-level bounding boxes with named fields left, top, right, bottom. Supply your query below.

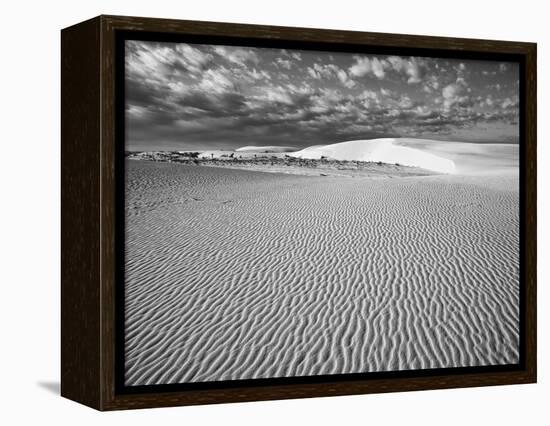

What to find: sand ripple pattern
left=124, top=161, right=519, bottom=385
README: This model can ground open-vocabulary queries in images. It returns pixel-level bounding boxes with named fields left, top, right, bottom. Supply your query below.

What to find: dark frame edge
left=523, top=41, right=537, bottom=384
left=61, top=16, right=103, bottom=410
left=61, top=14, right=537, bottom=411
left=99, top=14, right=536, bottom=51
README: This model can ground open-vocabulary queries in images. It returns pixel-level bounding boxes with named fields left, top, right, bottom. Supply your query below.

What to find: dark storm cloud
left=125, top=40, right=520, bottom=150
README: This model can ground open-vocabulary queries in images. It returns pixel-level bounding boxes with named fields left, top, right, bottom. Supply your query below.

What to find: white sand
left=196, top=138, right=518, bottom=176
left=124, top=160, right=519, bottom=386
left=290, top=139, right=456, bottom=173
left=391, top=138, right=519, bottom=175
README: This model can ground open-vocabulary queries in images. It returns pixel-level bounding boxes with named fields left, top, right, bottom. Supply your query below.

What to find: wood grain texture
left=523, top=43, right=537, bottom=381
left=100, top=15, right=118, bottom=409
left=103, top=371, right=536, bottom=410
left=61, top=14, right=537, bottom=411
left=101, top=14, right=533, bottom=53
left=61, top=17, right=102, bottom=410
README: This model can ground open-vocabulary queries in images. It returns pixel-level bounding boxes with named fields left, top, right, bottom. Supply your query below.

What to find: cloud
left=281, top=50, right=302, bottom=61
left=261, top=86, right=294, bottom=104
left=308, top=63, right=355, bottom=88
left=307, top=67, right=320, bottom=79
left=398, top=95, right=414, bottom=109
left=275, top=57, right=292, bottom=69
left=387, top=56, right=424, bottom=83
left=349, top=56, right=388, bottom=79
left=350, top=55, right=426, bottom=83
left=441, top=78, right=471, bottom=111
left=359, top=89, right=380, bottom=108
left=349, top=56, right=372, bottom=77
left=126, top=41, right=214, bottom=78
left=380, top=88, right=395, bottom=98
left=336, top=69, right=355, bottom=88
left=371, top=58, right=387, bottom=79
left=309, top=63, right=335, bottom=79
left=422, top=75, right=440, bottom=93
left=279, top=49, right=301, bottom=61
left=198, top=67, right=236, bottom=94
left=247, top=68, right=272, bottom=82
left=307, top=67, right=321, bottom=80
left=213, top=46, right=259, bottom=67
left=177, top=44, right=214, bottom=73
left=501, top=96, right=519, bottom=109
left=125, top=41, right=520, bottom=149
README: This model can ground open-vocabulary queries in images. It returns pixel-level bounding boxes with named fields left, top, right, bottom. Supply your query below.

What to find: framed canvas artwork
left=61, top=15, right=536, bottom=410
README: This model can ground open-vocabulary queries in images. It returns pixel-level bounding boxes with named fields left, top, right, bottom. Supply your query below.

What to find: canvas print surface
left=123, top=40, right=520, bottom=386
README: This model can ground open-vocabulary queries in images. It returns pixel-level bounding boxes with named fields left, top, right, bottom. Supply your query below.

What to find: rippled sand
left=124, top=160, right=519, bottom=386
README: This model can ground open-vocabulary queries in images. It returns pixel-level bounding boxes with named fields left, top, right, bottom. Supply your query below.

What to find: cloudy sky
left=125, top=40, right=520, bottom=151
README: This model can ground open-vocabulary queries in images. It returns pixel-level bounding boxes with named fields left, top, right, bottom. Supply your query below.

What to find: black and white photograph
left=123, top=39, right=520, bottom=386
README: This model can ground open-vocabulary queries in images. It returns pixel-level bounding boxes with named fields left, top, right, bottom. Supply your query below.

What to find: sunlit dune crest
left=290, top=138, right=456, bottom=174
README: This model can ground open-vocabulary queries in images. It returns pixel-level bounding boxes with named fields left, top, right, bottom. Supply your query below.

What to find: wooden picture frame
left=61, top=14, right=536, bottom=411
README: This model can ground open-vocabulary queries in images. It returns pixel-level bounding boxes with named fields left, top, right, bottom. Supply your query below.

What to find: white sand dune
left=290, top=138, right=456, bottom=174
left=124, top=160, right=519, bottom=386
left=391, top=138, right=519, bottom=175
left=184, top=139, right=518, bottom=176
left=290, top=138, right=519, bottom=176
left=236, top=145, right=298, bottom=153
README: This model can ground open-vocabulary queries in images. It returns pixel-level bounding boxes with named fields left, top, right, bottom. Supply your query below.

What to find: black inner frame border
left=114, top=29, right=527, bottom=395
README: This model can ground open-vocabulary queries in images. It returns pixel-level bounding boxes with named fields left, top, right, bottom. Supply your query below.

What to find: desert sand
left=124, top=139, right=519, bottom=385
left=290, top=138, right=456, bottom=173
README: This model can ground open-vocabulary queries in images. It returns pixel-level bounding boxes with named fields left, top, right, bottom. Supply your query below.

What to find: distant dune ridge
left=290, top=138, right=456, bottom=174
left=220, top=137, right=517, bottom=176
left=124, top=145, right=520, bottom=385
left=147, top=139, right=517, bottom=175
